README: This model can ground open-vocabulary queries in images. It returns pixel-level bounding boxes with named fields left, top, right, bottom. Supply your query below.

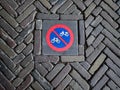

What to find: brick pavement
left=0, top=0, right=120, bottom=90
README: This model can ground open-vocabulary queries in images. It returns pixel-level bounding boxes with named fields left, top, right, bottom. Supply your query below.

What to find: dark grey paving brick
left=6, top=0, right=18, bottom=10
left=15, top=22, right=35, bottom=44
left=0, top=0, right=17, bottom=17
left=87, top=35, right=95, bottom=46
left=92, top=75, right=109, bottom=90
left=35, top=63, right=48, bottom=77
left=31, top=81, right=44, bottom=90
left=46, top=63, right=65, bottom=81
left=103, top=86, right=110, bottom=90
left=26, top=87, right=33, bottom=90
left=92, top=7, right=102, bottom=16
left=38, top=0, right=52, bottom=9
left=91, top=15, right=103, bottom=27
left=80, top=61, right=91, bottom=70
left=24, top=33, right=33, bottom=44
left=15, top=26, right=22, bottom=32
left=35, top=55, right=59, bottom=64
left=71, top=62, right=91, bottom=80
left=92, top=34, right=104, bottom=48
left=117, top=18, right=120, bottom=24
left=16, top=5, right=36, bottom=23
left=34, top=30, right=41, bottom=55
left=87, top=43, right=105, bottom=64
left=100, top=11, right=118, bottom=29
left=49, top=0, right=59, bottom=5
left=117, top=0, right=120, bottom=6
left=32, top=70, right=53, bottom=90
left=23, top=43, right=33, bottom=56
left=85, top=0, right=93, bottom=6
left=13, top=53, right=25, bottom=64
left=100, top=1, right=119, bottom=20
left=104, top=48, right=120, bottom=68
left=34, top=1, right=49, bottom=13
left=79, top=20, right=85, bottom=45
left=86, top=26, right=93, bottom=38
left=61, top=56, right=84, bottom=62
left=0, top=6, right=2, bottom=10
left=94, top=0, right=101, bottom=5
left=0, top=72, right=15, bottom=90
left=102, top=29, right=120, bottom=49
left=85, top=3, right=96, bottom=18
left=0, top=18, right=18, bottom=38
left=0, top=29, right=17, bottom=48
left=21, top=53, right=33, bottom=68
left=51, top=64, right=71, bottom=87
left=0, top=38, right=17, bottom=59
left=50, top=0, right=67, bottom=13
left=20, top=11, right=36, bottom=29
left=12, top=64, right=22, bottom=75
left=42, top=62, right=53, bottom=71
left=0, top=50, right=16, bottom=70
left=57, top=0, right=73, bottom=14
left=72, top=0, right=86, bottom=11
left=0, top=60, right=16, bottom=81
left=108, top=80, right=120, bottom=90
left=60, top=14, right=83, bottom=20
left=18, top=61, right=34, bottom=79
left=70, top=70, right=90, bottom=90
left=92, top=24, right=103, bottom=37
left=12, top=78, right=23, bottom=87
left=0, top=84, right=6, bottom=90
left=56, top=75, right=72, bottom=90
left=89, top=53, right=106, bottom=74
left=107, top=70, right=120, bottom=87
left=117, top=9, right=120, bottom=15
left=36, top=13, right=59, bottom=19
left=16, top=0, right=35, bottom=14
left=16, top=75, right=33, bottom=90
left=0, top=9, right=18, bottom=28
left=86, top=45, right=94, bottom=57
left=79, top=45, right=84, bottom=55
left=90, top=64, right=108, bottom=87
left=64, top=4, right=76, bottom=14
left=16, top=0, right=26, bottom=5
left=106, top=58, right=120, bottom=77
left=103, top=38, right=120, bottom=57
left=85, top=15, right=94, bottom=28
left=69, top=80, right=83, bottom=90
left=36, top=20, right=42, bottom=30
left=72, top=9, right=81, bottom=15
left=15, top=43, right=26, bottom=53
left=104, top=0, right=119, bottom=11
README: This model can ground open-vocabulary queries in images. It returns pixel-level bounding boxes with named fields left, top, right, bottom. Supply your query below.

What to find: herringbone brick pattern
left=0, top=0, right=120, bottom=90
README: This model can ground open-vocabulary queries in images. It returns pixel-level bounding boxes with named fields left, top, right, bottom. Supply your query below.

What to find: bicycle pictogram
left=51, top=37, right=60, bottom=44
left=59, top=31, right=69, bottom=37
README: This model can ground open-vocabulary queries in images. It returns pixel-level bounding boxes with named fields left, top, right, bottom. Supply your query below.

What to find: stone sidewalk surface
left=0, top=0, right=120, bottom=90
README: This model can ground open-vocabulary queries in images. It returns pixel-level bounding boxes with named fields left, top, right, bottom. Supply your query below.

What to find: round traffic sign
left=46, top=24, right=74, bottom=52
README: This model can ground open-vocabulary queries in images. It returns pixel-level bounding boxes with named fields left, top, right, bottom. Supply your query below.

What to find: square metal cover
left=42, top=20, right=78, bottom=55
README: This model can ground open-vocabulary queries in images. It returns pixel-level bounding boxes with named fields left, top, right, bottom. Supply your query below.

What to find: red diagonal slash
left=53, top=30, right=68, bottom=46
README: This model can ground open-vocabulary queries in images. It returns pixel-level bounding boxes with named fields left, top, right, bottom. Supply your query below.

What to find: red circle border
left=46, top=24, right=74, bottom=52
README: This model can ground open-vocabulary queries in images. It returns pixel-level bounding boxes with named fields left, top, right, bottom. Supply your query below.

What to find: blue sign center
left=50, top=28, right=70, bottom=48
